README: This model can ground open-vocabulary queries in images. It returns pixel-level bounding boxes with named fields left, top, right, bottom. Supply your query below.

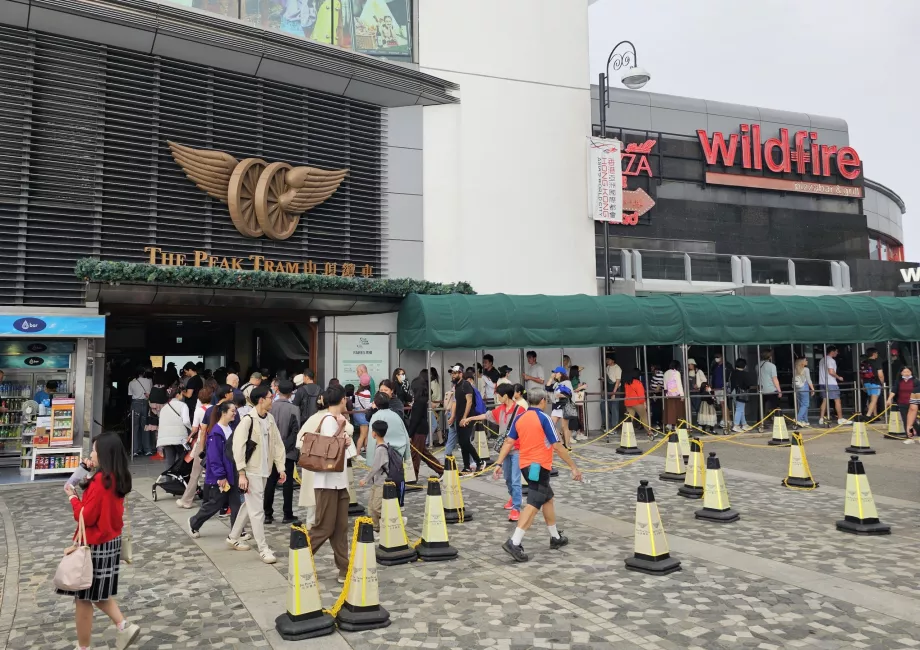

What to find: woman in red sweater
left=59, top=432, right=140, bottom=650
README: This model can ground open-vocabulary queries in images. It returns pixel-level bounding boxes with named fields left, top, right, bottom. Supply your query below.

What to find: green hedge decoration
left=74, top=259, right=475, bottom=297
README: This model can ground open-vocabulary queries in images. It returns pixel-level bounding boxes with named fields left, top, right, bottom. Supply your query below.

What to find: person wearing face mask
left=393, top=368, right=412, bottom=411
left=887, top=365, right=920, bottom=442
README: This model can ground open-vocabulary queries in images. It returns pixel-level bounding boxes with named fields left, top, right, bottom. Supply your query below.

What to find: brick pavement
left=1, top=432, right=920, bottom=649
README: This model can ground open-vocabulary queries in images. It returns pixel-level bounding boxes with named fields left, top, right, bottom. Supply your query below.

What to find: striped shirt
left=650, top=370, right=665, bottom=394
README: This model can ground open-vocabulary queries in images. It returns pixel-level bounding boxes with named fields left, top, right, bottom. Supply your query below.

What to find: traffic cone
left=768, top=416, right=790, bottom=445
left=695, top=452, right=740, bottom=523
left=677, top=437, right=704, bottom=499
left=616, top=421, right=642, bottom=455
left=782, top=433, right=818, bottom=488
left=376, top=482, right=417, bottom=566
left=441, top=456, right=472, bottom=523
left=474, top=427, right=491, bottom=463
left=659, top=433, right=686, bottom=482
left=335, top=520, right=391, bottom=632
left=836, top=455, right=890, bottom=535
left=624, top=480, right=681, bottom=575
left=676, top=426, right=691, bottom=463
left=415, top=478, right=458, bottom=561
left=346, top=462, right=366, bottom=516
left=845, top=421, right=875, bottom=455
left=274, top=524, right=335, bottom=640
left=886, top=409, right=906, bottom=439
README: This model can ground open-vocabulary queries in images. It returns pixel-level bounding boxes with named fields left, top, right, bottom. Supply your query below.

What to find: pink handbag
left=53, top=511, right=93, bottom=591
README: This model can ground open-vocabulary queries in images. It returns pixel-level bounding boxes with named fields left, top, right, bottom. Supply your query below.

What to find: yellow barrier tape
left=309, top=515, right=374, bottom=618
left=781, top=432, right=818, bottom=491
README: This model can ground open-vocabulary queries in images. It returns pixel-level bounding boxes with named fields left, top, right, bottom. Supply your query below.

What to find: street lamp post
left=597, top=40, right=650, bottom=296
left=597, top=40, right=650, bottom=137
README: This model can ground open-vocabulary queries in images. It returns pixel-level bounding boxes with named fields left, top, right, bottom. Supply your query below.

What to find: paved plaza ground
left=2, top=422, right=920, bottom=649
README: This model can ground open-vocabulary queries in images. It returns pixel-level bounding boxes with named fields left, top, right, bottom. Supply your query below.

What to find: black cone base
left=835, top=519, right=891, bottom=535
left=275, top=612, right=335, bottom=640
left=768, top=439, right=790, bottom=446
left=884, top=432, right=908, bottom=440
left=695, top=508, right=740, bottom=523
left=624, top=555, right=681, bottom=575
left=549, top=468, right=559, bottom=477
left=616, top=446, right=642, bottom=455
left=348, top=503, right=366, bottom=516
left=682, top=455, right=689, bottom=464
left=335, top=605, right=391, bottom=632
left=782, top=477, right=818, bottom=488
left=659, top=472, right=686, bottom=482
left=845, top=445, right=876, bottom=455
left=416, top=543, right=458, bottom=562
left=444, top=509, right=472, bottom=524
left=677, top=485, right=704, bottom=499
left=375, top=546, right=418, bottom=566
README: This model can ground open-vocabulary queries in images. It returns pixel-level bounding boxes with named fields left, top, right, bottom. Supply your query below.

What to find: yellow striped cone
left=416, top=478, right=458, bottom=561
left=768, top=416, right=790, bottom=446
left=845, top=421, right=875, bottom=455
left=782, top=433, right=818, bottom=488
left=376, top=482, right=417, bottom=566
left=346, top=463, right=366, bottom=516
left=624, top=480, right=681, bottom=575
left=695, top=452, right=740, bottom=523
left=886, top=409, right=906, bottom=439
left=474, top=427, right=491, bottom=462
left=335, top=520, right=391, bottom=632
left=677, top=437, right=704, bottom=499
left=274, top=525, right=335, bottom=640
left=835, top=455, right=890, bottom=535
left=676, top=427, right=691, bottom=463
left=616, top=421, right=642, bottom=455
left=440, top=456, right=472, bottom=523
left=659, top=433, right=686, bottom=482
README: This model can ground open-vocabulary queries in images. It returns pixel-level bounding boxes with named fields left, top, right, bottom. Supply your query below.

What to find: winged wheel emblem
left=167, top=141, right=348, bottom=241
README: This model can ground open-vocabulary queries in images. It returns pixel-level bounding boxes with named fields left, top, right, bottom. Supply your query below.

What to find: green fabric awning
left=396, top=293, right=920, bottom=350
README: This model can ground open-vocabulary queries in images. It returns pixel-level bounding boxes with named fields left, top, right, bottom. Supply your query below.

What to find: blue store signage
left=0, top=315, right=105, bottom=338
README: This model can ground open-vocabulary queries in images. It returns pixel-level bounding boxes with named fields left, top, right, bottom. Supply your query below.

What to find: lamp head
left=620, top=65, right=650, bottom=90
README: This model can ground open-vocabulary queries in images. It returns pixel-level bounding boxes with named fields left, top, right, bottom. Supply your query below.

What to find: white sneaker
left=260, top=550, right=277, bottom=564
left=115, top=621, right=140, bottom=650
left=838, top=418, right=852, bottom=426
left=798, top=421, right=810, bottom=428
left=176, top=499, right=192, bottom=510
left=903, top=439, right=915, bottom=445
left=226, top=537, right=251, bottom=551
left=818, top=417, right=826, bottom=425
left=731, top=425, right=743, bottom=433
left=240, top=531, right=253, bottom=542
left=188, top=517, right=200, bottom=539
left=742, top=426, right=752, bottom=432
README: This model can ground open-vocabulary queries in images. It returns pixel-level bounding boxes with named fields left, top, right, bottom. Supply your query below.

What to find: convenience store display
left=0, top=381, right=29, bottom=469
left=31, top=446, right=81, bottom=479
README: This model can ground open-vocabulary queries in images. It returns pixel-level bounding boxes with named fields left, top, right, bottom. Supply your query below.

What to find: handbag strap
left=76, top=510, right=87, bottom=547
left=314, top=414, right=346, bottom=438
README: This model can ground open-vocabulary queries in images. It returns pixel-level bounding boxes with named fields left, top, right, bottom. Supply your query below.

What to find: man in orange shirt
left=493, top=389, right=582, bottom=562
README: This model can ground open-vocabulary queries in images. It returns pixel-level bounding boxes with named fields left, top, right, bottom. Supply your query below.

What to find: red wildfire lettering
left=696, top=124, right=861, bottom=180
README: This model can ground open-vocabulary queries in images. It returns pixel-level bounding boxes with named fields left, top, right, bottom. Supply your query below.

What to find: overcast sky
left=588, top=0, right=920, bottom=260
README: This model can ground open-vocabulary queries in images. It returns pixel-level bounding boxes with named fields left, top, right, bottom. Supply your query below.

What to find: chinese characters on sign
left=143, top=247, right=373, bottom=278
left=587, top=137, right=657, bottom=227
left=336, top=334, right=389, bottom=387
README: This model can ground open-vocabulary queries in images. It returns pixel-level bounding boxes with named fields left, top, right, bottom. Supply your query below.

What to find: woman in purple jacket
left=187, top=402, right=239, bottom=540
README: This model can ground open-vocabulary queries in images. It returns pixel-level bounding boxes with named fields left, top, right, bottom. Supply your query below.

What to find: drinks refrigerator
left=0, top=368, right=75, bottom=470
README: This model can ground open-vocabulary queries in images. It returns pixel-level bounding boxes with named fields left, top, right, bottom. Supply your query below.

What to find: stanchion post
left=854, top=342, right=862, bottom=418
left=643, top=345, right=651, bottom=433
left=790, top=344, right=798, bottom=427
left=885, top=340, right=892, bottom=413
left=426, top=350, right=433, bottom=444
left=720, top=344, right=728, bottom=429
left=821, top=342, right=829, bottom=427
left=681, top=344, right=691, bottom=427
left=602, top=346, right=610, bottom=433
left=756, top=344, right=764, bottom=432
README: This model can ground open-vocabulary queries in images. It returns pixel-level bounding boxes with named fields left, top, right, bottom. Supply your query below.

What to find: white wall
left=418, top=0, right=596, bottom=296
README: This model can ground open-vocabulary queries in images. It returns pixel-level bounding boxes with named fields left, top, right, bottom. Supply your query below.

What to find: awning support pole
left=757, top=344, right=764, bottom=432
left=642, top=345, right=651, bottom=434
left=681, top=344, right=691, bottom=428
left=426, top=349, right=433, bottom=444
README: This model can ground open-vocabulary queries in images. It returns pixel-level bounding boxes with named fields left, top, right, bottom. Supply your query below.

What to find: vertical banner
left=587, top=137, right=623, bottom=224
left=336, top=334, right=390, bottom=387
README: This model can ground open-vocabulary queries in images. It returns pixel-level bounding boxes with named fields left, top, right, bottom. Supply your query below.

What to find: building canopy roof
left=396, top=293, right=920, bottom=350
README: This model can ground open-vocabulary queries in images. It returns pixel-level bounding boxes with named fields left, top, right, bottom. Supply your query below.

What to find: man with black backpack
left=293, top=369, right=322, bottom=423
left=359, top=419, right=404, bottom=532
left=263, top=380, right=301, bottom=525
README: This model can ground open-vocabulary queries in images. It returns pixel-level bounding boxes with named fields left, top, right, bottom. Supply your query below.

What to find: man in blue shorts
left=493, top=389, right=582, bottom=562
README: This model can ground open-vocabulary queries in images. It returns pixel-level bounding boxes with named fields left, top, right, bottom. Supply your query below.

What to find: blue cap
left=552, top=366, right=566, bottom=374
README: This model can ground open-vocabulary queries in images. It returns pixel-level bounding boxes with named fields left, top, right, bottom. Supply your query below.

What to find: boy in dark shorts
left=492, top=388, right=583, bottom=562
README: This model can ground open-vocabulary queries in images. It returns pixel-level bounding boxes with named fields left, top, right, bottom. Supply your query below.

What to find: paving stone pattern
left=3, top=433, right=920, bottom=650
left=0, top=486, right=269, bottom=650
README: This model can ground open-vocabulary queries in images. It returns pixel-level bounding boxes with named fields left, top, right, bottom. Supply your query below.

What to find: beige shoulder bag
left=53, top=511, right=93, bottom=591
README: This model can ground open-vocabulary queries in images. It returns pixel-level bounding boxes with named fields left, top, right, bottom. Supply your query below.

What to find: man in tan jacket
left=227, top=385, right=287, bottom=564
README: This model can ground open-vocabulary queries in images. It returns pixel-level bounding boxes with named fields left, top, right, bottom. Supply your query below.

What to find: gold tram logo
left=168, top=142, right=348, bottom=241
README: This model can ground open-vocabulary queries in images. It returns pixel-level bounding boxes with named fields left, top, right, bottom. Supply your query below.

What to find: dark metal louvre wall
left=0, top=24, right=384, bottom=306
